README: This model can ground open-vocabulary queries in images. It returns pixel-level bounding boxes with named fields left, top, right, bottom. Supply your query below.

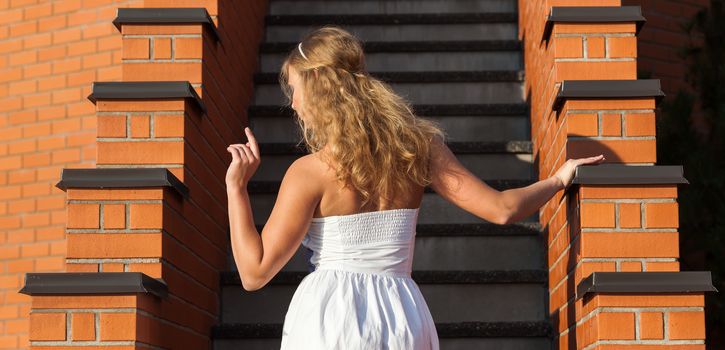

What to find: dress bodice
left=301, top=208, right=419, bottom=277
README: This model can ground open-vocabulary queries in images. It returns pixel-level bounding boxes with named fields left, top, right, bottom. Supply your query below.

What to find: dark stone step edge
left=257, top=141, right=533, bottom=155
left=260, top=40, right=522, bottom=53
left=212, top=321, right=552, bottom=338
left=254, top=71, right=524, bottom=84
left=265, top=13, right=518, bottom=25
left=220, top=270, right=548, bottom=286
left=247, top=179, right=535, bottom=193
left=249, top=104, right=529, bottom=117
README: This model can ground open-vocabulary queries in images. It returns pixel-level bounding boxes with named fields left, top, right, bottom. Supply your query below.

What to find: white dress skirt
left=280, top=208, right=439, bottom=350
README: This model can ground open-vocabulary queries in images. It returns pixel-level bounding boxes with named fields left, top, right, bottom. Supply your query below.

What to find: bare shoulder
left=282, top=153, right=330, bottom=189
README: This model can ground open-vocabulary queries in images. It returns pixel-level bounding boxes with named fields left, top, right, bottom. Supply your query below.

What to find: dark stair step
left=260, top=40, right=521, bottom=53
left=257, top=141, right=532, bottom=155
left=249, top=103, right=528, bottom=118
left=254, top=71, right=524, bottom=84
left=265, top=13, right=518, bottom=26
left=212, top=321, right=552, bottom=339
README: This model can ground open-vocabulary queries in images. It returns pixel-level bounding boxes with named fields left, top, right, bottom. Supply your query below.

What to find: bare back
left=306, top=151, right=425, bottom=218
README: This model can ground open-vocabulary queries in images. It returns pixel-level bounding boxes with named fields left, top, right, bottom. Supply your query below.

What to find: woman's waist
left=311, top=262, right=412, bottom=278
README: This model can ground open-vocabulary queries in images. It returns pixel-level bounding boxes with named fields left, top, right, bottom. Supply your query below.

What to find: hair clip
left=298, top=42, right=309, bottom=61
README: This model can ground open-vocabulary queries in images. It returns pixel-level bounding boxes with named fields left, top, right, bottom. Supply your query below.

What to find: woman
left=225, top=27, right=604, bottom=349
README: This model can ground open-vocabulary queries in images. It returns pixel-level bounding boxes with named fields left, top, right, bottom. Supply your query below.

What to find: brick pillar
left=518, top=2, right=717, bottom=349
left=19, top=1, right=268, bottom=348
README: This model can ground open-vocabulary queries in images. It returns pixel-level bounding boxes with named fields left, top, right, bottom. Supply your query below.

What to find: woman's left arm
left=226, top=128, right=322, bottom=291
left=498, top=155, right=605, bottom=224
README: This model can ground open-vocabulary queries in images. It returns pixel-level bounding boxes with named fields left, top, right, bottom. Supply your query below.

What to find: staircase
left=213, top=0, right=553, bottom=349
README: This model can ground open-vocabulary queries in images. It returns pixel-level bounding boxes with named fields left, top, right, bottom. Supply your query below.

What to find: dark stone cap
left=113, top=7, right=219, bottom=40
left=554, top=79, right=665, bottom=111
left=87, top=81, right=206, bottom=114
left=572, top=164, right=689, bottom=186
left=544, top=6, right=646, bottom=40
left=577, top=271, right=718, bottom=300
left=19, top=272, right=168, bottom=299
left=55, top=168, right=189, bottom=198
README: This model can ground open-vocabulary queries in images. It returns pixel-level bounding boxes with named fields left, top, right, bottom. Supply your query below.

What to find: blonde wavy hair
left=279, top=26, right=447, bottom=208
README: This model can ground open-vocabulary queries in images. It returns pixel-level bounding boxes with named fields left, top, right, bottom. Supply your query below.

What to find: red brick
left=618, top=202, right=641, bottom=228
left=71, top=313, right=95, bottom=341
left=96, top=141, right=184, bottom=164
left=130, top=114, right=150, bottom=138
left=103, top=203, right=126, bottom=229
left=122, top=38, right=149, bottom=59
left=620, top=261, right=642, bottom=271
left=122, top=62, right=201, bottom=83
left=175, top=37, right=202, bottom=59
left=66, top=233, right=162, bottom=258
left=601, top=113, right=621, bottom=136
left=581, top=202, right=615, bottom=228
left=608, top=36, right=637, bottom=58
left=99, top=313, right=135, bottom=341
left=567, top=113, right=598, bottom=136
left=640, top=312, right=664, bottom=339
left=129, top=203, right=162, bottom=229
left=586, top=36, right=605, bottom=58
left=645, top=202, right=679, bottom=228
left=29, top=313, right=66, bottom=341
left=581, top=232, right=679, bottom=258
left=624, top=112, right=656, bottom=136
left=598, top=312, right=635, bottom=340
left=153, top=37, right=171, bottom=59
left=567, top=139, right=656, bottom=163
left=669, top=311, right=705, bottom=340
left=67, top=203, right=100, bottom=229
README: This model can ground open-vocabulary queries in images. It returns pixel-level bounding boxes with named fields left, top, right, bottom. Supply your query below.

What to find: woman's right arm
left=429, top=136, right=604, bottom=225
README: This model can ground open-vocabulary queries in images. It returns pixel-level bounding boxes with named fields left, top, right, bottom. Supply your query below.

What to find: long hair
left=278, top=26, right=447, bottom=208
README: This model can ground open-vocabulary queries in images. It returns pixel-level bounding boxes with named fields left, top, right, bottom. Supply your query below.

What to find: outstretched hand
left=226, top=127, right=260, bottom=189
left=553, top=154, right=606, bottom=190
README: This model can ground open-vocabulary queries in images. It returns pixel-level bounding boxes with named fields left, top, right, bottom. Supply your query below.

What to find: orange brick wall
left=1, top=2, right=143, bottom=348
left=0, top=1, right=268, bottom=348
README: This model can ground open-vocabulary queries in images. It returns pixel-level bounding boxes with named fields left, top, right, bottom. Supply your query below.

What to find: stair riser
left=269, top=0, right=517, bottom=15
left=214, top=338, right=552, bottom=350
left=254, top=82, right=525, bottom=105
left=265, top=23, right=518, bottom=43
left=221, top=283, right=547, bottom=323
left=250, top=115, right=529, bottom=143
left=228, top=235, right=544, bottom=272
left=249, top=153, right=533, bottom=183
left=260, top=51, right=522, bottom=73
left=246, top=192, right=538, bottom=225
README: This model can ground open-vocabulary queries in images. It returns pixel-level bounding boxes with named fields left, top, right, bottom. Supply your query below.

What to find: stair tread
left=261, top=40, right=521, bottom=53
left=257, top=141, right=532, bottom=155
left=213, top=321, right=553, bottom=338
left=254, top=71, right=524, bottom=84
left=265, top=13, right=518, bottom=25
left=221, top=270, right=548, bottom=286
left=247, top=179, right=534, bottom=193
left=249, top=103, right=528, bottom=117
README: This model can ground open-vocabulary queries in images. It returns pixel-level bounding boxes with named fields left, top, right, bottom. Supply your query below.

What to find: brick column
left=18, top=1, right=268, bottom=348
left=518, top=2, right=717, bottom=349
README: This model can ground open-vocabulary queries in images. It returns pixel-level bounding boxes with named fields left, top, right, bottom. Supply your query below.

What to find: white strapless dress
left=280, top=207, right=439, bottom=350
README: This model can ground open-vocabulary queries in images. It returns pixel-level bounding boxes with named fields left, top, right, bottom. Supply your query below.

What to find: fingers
left=227, top=145, right=242, bottom=161
left=238, top=144, right=255, bottom=162
left=576, top=154, right=606, bottom=166
left=244, top=127, right=260, bottom=158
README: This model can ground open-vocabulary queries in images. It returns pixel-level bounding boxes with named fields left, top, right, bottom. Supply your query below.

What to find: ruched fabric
left=280, top=208, right=439, bottom=350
